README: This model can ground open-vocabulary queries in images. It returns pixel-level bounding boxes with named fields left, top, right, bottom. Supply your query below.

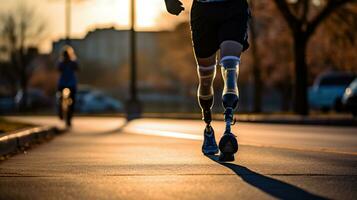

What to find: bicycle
left=59, top=88, right=73, bottom=127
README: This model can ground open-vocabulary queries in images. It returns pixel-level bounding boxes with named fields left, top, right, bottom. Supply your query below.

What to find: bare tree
left=272, top=0, right=357, bottom=115
left=0, top=3, right=46, bottom=108
left=249, top=0, right=263, bottom=113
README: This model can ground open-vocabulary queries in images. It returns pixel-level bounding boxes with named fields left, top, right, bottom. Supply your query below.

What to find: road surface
left=1, top=116, right=356, bottom=199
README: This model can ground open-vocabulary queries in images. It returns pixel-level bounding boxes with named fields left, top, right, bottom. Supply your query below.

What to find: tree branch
left=272, top=0, right=300, bottom=32
left=306, top=0, right=356, bottom=37
left=301, top=0, right=309, bottom=24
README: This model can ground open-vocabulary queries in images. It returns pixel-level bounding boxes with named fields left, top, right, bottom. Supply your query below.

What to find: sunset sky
left=0, top=0, right=188, bottom=52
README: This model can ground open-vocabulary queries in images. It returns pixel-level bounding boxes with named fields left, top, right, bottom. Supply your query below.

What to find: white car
left=15, top=88, right=52, bottom=109
left=308, top=72, right=355, bottom=112
left=342, top=78, right=357, bottom=116
left=75, top=89, right=123, bottom=113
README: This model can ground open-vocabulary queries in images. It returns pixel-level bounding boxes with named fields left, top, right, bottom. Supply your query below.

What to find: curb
left=236, top=118, right=357, bottom=126
left=0, top=126, right=62, bottom=157
left=140, top=113, right=357, bottom=127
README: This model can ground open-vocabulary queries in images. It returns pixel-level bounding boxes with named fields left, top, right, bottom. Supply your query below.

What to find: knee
left=197, top=54, right=217, bottom=67
left=197, top=65, right=216, bottom=77
left=198, top=61, right=215, bottom=67
left=220, top=41, right=243, bottom=58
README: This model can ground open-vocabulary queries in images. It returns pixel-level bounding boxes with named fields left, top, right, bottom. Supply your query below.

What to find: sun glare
left=137, top=0, right=164, bottom=28
left=0, top=0, right=169, bottom=52
left=73, top=0, right=166, bottom=31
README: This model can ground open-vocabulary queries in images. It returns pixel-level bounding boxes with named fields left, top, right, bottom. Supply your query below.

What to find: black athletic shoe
left=202, top=127, right=219, bottom=155
left=218, top=132, right=238, bottom=162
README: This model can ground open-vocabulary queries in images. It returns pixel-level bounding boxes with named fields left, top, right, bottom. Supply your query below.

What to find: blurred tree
left=308, top=4, right=357, bottom=82
left=247, top=0, right=294, bottom=112
left=316, top=3, right=357, bottom=72
left=249, top=0, right=263, bottom=113
left=0, top=61, right=18, bottom=95
left=158, top=22, right=197, bottom=97
left=272, top=0, right=357, bottom=115
left=0, top=3, right=46, bottom=108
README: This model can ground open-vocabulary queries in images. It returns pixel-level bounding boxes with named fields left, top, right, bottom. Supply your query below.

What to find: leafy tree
left=272, top=0, right=357, bottom=115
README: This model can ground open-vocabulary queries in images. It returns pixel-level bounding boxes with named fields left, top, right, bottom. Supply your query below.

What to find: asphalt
left=0, top=117, right=356, bottom=199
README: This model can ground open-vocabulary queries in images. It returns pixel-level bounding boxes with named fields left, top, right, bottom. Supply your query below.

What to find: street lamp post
left=126, top=0, right=142, bottom=120
left=65, top=0, right=71, bottom=44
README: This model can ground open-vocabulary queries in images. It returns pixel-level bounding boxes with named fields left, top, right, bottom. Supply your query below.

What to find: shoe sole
left=202, top=149, right=219, bottom=155
left=219, top=134, right=238, bottom=154
left=219, top=153, right=235, bottom=162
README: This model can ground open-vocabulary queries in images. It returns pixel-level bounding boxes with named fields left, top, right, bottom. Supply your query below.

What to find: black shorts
left=190, top=0, right=250, bottom=58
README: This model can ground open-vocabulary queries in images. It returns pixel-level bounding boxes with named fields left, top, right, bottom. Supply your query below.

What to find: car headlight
left=345, top=88, right=352, bottom=97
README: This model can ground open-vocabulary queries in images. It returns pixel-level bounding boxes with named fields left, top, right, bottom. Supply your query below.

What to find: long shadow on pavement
left=206, top=155, right=328, bottom=200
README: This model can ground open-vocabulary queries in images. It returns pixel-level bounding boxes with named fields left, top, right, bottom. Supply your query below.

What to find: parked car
left=342, top=78, right=357, bottom=117
left=309, top=72, right=356, bottom=112
left=75, top=89, right=123, bottom=113
left=15, top=88, right=52, bottom=109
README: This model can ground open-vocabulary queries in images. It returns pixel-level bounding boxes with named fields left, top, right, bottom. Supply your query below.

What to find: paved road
left=1, top=117, right=357, bottom=199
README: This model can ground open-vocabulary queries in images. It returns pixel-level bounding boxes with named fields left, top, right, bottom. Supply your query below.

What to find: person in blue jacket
left=57, top=46, right=79, bottom=126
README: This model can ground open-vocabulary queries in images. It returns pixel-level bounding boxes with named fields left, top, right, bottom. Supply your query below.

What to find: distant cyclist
left=57, top=46, right=79, bottom=126
left=165, top=0, right=250, bottom=161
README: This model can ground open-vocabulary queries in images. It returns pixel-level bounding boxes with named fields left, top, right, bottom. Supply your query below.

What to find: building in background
left=52, top=27, right=161, bottom=69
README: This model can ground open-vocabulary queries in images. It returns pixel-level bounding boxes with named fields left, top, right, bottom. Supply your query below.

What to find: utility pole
left=65, top=0, right=71, bottom=44
left=126, top=0, right=142, bottom=120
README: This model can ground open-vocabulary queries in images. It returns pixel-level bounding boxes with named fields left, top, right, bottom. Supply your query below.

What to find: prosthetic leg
left=198, top=65, right=219, bottom=155
left=219, top=56, right=240, bottom=161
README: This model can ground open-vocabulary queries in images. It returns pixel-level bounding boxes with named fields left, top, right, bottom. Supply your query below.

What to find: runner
left=164, top=0, right=250, bottom=161
left=57, top=46, right=79, bottom=127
